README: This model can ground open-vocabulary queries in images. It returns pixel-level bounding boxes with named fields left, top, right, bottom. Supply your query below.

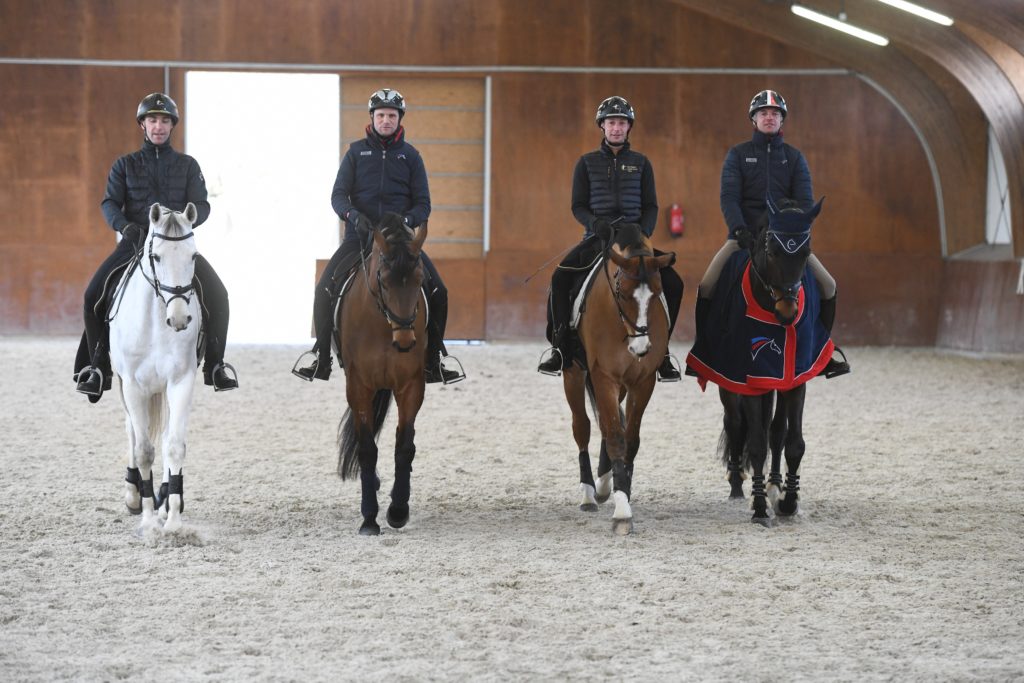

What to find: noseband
left=143, top=230, right=196, bottom=308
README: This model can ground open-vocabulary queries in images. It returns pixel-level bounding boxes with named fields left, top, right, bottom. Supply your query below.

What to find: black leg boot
left=656, top=264, right=683, bottom=382
left=538, top=276, right=573, bottom=375
left=819, top=294, right=850, bottom=379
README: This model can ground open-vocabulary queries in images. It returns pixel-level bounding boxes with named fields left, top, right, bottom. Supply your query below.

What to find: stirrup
left=537, top=347, right=564, bottom=377
left=428, top=354, right=466, bottom=385
left=291, top=350, right=318, bottom=382
left=209, top=361, right=239, bottom=391
left=75, top=366, right=106, bottom=398
left=656, top=354, right=682, bottom=383
left=824, top=345, right=851, bottom=379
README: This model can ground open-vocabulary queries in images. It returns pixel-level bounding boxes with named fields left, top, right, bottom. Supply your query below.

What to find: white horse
left=109, top=203, right=201, bottom=533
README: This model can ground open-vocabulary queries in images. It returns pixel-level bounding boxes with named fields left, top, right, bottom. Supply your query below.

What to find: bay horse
left=686, top=198, right=831, bottom=526
left=562, top=224, right=675, bottom=535
left=336, top=213, right=429, bottom=536
left=109, top=203, right=201, bottom=533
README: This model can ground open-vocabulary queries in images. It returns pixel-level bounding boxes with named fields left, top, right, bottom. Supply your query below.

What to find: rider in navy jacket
left=75, top=93, right=237, bottom=401
left=293, top=88, right=464, bottom=385
left=693, top=90, right=849, bottom=379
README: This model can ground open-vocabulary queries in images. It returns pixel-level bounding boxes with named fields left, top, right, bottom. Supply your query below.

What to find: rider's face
left=752, top=107, right=784, bottom=135
left=372, top=108, right=401, bottom=137
left=601, top=116, right=631, bottom=145
left=141, top=114, right=174, bottom=145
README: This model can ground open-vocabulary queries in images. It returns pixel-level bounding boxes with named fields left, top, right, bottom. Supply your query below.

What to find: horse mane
left=376, top=211, right=418, bottom=277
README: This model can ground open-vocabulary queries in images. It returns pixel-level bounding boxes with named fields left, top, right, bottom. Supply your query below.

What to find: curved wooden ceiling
left=669, top=0, right=1024, bottom=259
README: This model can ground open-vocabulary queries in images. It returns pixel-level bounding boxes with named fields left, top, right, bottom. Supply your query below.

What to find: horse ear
left=184, top=202, right=197, bottom=224
left=149, top=203, right=161, bottom=225
left=372, top=226, right=387, bottom=253
left=607, top=245, right=630, bottom=269
left=808, top=196, right=825, bottom=220
left=411, top=223, right=427, bottom=252
left=653, top=251, right=676, bottom=269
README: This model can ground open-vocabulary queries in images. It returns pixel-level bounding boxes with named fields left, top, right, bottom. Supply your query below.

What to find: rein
left=361, top=240, right=421, bottom=331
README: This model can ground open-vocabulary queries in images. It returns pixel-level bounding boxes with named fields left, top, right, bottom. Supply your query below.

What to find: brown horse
left=336, top=213, right=429, bottom=535
left=562, top=224, right=675, bottom=534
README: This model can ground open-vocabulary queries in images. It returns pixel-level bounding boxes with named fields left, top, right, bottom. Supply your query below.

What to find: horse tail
left=337, top=389, right=393, bottom=480
left=148, top=393, right=166, bottom=447
left=717, top=411, right=750, bottom=470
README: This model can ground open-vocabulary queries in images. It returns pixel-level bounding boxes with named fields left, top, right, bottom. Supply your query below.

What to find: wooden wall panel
left=937, top=260, right=1024, bottom=353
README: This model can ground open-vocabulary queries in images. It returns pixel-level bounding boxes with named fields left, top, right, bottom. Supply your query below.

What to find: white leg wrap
left=612, top=490, right=632, bottom=520
left=579, top=483, right=597, bottom=507
left=595, top=471, right=612, bottom=498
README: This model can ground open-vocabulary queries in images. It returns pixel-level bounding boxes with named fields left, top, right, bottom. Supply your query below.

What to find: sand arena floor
left=1, top=338, right=1022, bottom=681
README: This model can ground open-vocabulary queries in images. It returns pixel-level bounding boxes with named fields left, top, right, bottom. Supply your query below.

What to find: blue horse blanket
left=686, top=251, right=833, bottom=395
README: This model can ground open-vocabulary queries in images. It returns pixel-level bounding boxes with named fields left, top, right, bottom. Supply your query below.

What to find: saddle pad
left=686, top=250, right=832, bottom=395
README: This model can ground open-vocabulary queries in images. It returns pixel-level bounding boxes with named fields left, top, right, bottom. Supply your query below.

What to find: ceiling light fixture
left=876, top=0, right=953, bottom=26
left=791, top=4, right=890, bottom=46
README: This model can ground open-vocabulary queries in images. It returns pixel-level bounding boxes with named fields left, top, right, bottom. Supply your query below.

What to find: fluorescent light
left=876, top=0, right=953, bottom=26
left=791, top=4, right=890, bottom=46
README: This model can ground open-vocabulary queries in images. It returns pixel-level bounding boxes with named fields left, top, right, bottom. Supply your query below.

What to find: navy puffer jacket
left=101, top=139, right=210, bottom=232
left=720, top=130, right=812, bottom=238
left=571, top=139, right=658, bottom=237
left=331, top=126, right=431, bottom=243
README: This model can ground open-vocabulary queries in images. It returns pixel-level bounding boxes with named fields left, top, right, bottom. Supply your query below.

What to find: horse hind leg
left=161, top=381, right=193, bottom=533
left=564, top=368, right=597, bottom=511
left=776, top=386, right=807, bottom=517
left=719, top=389, right=746, bottom=499
left=768, top=391, right=786, bottom=506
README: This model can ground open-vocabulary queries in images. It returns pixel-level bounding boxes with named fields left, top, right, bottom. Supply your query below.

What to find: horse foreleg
left=741, top=393, right=774, bottom=526
left=118, top=382, right=144, bottom=515
left=768, top=391, right=786, bottom=506
left=388, top=384, right=424, bottom=529
left=719, top=389, right=746, bottom=499
left=777, top=385, right=807, bottom=517
left=121, top=383, right=158, bottom=527
left=592, top=373, right=632, bottom=535
left=160, top=377, right=195, bottom=533
left=563, top=368, right=597, bottom=511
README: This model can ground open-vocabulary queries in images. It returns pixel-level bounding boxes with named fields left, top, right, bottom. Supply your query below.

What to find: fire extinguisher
left=669, top=203, right=685, bottom=238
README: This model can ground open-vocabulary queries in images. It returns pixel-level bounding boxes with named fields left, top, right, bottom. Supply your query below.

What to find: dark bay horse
left=563, top=224, right=675, bottom=534
left=687, top=198, right=831, bottom=526
left=336, top=213, right=429, bottom=536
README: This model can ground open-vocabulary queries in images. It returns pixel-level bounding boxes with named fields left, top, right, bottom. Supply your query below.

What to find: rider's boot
left=538, top=325, right=571, bottom=376
left=685, top=296, right=712, bottom=377
left=424, top=329, right=465, bottom=385
left=202, top=334, right=238, bottom=391
left=76, top=340, right=112, bottom=403
left=656, top=354, right=681, bottom=382
left=819, top=294, right=851, bottom=379
left=293, top=347, right=333, bottom=382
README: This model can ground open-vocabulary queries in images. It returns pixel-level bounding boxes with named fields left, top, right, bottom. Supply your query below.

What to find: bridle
left=603, top=248, right=655, bottom=341
left=362, top=240, right=422, bottom=331
left=141, top=228, right=196, bottom=308
left=749, top=227, right=807, bottom=305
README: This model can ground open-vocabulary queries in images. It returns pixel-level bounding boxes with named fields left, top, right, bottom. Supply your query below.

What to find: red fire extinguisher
left=669, top=203, right=685, bottom=238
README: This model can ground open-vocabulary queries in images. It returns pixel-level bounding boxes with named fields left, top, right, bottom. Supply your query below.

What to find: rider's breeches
left=698, top=239, right=837, bottom=300
left=195, top=254, right=230, bottom=367
left=80, top=237, right=137, bottom=370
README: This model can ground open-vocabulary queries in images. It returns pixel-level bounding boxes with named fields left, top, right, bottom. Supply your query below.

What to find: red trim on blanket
left=686, top=340, right=833, bottom=396
left=741, top=263, right=805, bottom=326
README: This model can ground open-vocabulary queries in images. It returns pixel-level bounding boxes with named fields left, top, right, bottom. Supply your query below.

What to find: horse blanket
left=686, top=250, right=833, bottom=395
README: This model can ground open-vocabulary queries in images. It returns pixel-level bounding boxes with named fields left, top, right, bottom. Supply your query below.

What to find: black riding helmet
left=749, top=90, right=787, bottom=120
left=136, top=92, right=179, bottom=125
left=368, top=88, right=406, bottom=120
left=595, top=96, right=635, bottom=126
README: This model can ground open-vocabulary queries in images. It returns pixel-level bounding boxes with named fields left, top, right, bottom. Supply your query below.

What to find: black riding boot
left=538, top=275, right=573, bottom=375
left=685, top=296, right=712, bottom=377
left=293, top=284, right=335, bottom=382
left=656, top=262, right=684, bottom=382
left=819, top=294, right=850, bottom=379
left=196, top=257, right=238, bottom=391
left=423, top=282, right=465, bottom=385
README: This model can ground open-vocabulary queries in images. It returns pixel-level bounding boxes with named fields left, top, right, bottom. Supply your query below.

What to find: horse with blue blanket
left=686, top=198, right=831, bottom=526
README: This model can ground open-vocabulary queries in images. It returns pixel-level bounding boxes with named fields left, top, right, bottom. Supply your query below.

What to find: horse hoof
left=594, top=492, right=611, bottom=504
left=359, top=520, right=381, bottom=536
left=579, top=503, right=599, bottom=512
left=776, top=501, right=799, bottom=517
left=386, top=505, right=409, bottom=529
left=729, top=491, right=745, bottom=500
left=751, top=515, right=773, bottom=528
left=611, top=518, right=634, bottom=536
left=125, top=503, right=142, bottom=516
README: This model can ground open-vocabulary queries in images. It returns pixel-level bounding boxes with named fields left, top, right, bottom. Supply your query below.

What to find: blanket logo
left=750, top=336, right=782, bottom=361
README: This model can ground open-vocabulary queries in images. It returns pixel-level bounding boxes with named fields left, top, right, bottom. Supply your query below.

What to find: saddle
left=685, top=250, right=832, bottom=395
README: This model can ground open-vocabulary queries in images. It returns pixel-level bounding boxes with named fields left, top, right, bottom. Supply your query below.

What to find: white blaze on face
left=628, top=283, right=653, bottom=357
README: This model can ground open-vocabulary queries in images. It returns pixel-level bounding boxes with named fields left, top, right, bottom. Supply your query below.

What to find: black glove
left=732, top=226, right=754, bottom=251
left=121, top=223, right=143, bottom=248
left=351, top=212, right=374, bottom=237
left=592, top=217, right=613, bottom=245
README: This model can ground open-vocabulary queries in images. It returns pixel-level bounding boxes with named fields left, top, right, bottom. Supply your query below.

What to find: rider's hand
left=121, top=223, right=143, bottom=247
left=592, top=217, right=613, bottom=244
left=351, top=211, right=373, bottom=237
left=732, top=226, right=754, bottom=251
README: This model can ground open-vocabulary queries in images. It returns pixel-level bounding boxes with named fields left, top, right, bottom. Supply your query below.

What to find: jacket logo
left=396, top=153, right=406, bottom=159
left=360, top=150, right=372, bottom=156
left=745, top=157, right=757, bottom=163
left=620, top=164, right=639, bottom=173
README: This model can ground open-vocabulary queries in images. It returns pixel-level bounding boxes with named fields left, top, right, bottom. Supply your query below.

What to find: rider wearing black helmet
left=537, top=96, right=684, bottom=381
left=74, top=92, right=238, bottom=400
left=691, top=89, right=849, bottom=378
left=292, top=87, right=465, bottom=385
